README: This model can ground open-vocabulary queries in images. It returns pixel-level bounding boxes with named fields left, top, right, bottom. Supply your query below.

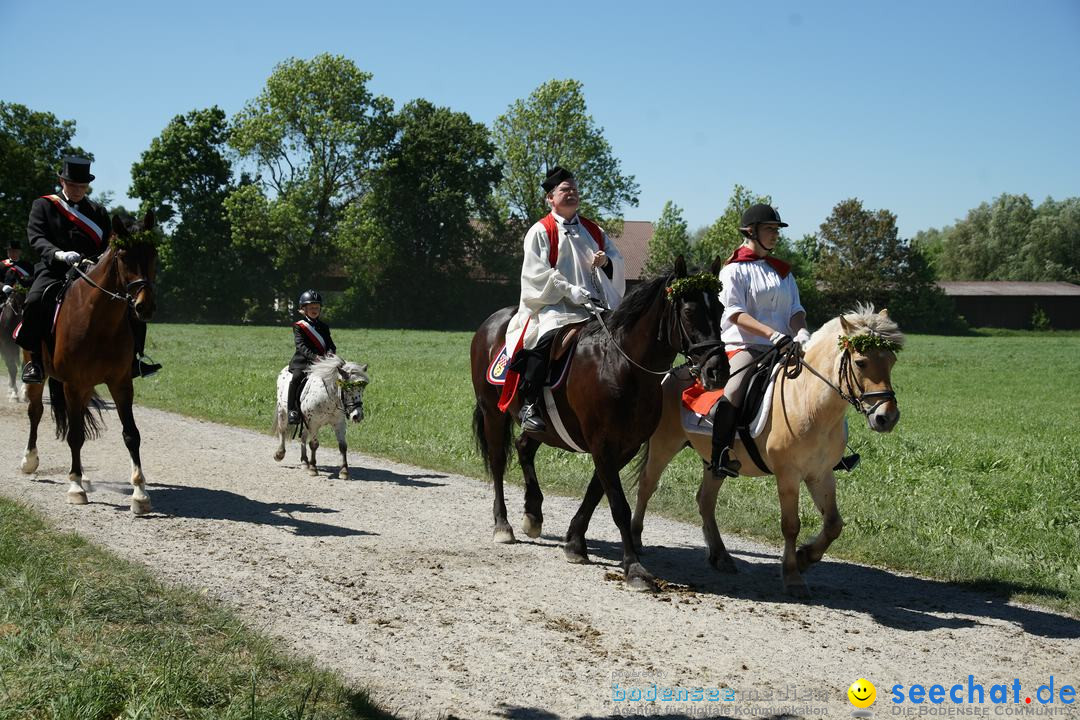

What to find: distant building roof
left=937, top=281, right=1080, bottom=296
left=611, top=220, right=654, bottom=280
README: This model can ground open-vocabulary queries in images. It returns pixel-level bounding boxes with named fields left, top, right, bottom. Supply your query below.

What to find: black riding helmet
left=298, top=289, right=323, bottom=307
left=740, top=203, right=789, bottom=229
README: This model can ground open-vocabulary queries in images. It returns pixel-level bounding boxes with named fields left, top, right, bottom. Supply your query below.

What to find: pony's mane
left=808, top=303, right=906, bottom=351
left=309, top=355, right=369, bottom=383
left=580, top=272, right=670, bottom=338
left=309, top=355, right=345, bottom=380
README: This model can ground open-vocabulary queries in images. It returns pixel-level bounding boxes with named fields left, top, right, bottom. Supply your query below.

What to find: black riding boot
left=509, top=339, right=554, bottom=434
left=709, top=399, right=741, bottom=478
left=518, top=382, right=546, bottom=433
left=833, top=453, right=861, bottom=472
left=17, top=300, right=43, bottom=384
left=130, top=315, right=162, bottom=378
left=287, top=372, right=304, bottom=425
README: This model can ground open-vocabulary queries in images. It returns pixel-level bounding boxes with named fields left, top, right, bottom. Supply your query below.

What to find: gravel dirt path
left=1, top=400, right=1077, bottom=719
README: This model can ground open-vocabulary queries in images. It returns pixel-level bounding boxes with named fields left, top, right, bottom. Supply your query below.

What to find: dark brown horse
left=20, top=210, right=158, bottom=514
left=0, top=289, right=27, bottom=401
left=470, top=256, right=729, bottom=590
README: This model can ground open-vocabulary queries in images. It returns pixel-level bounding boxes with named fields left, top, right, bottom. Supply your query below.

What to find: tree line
left=4, top=54, right=1076, bottom=332
left=644, top=187, right=1080, bottom=333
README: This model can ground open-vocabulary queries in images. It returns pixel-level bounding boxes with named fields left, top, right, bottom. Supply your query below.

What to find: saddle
left=487, top=320, right=586, bottom=389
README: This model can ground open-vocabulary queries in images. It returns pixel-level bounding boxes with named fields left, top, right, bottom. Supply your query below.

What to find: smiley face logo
left=848, top=678, right=876, bottom=708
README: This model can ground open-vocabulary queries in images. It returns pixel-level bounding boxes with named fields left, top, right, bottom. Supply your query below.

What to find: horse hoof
left=67, top=491, right=88, bottom=505
left=522, top=513, right=542, bottom=538
left=709, top=554, right=738, bottom=574
left=273, top=449, right=285, bottom=462
left=625, top=563, right=657, bottom=593
left=82, top=480, right=94, bottom=493
left=784, top=581, right=811, bottom=600
left=20, top=452, right=39, bottom=474
left=131, top=498, right=152, bottom=515
left=307, top=468, right=318, bottom=477
left=562, top=545, right=589, bottom=564
left=493, top=526, right=515, bottom=544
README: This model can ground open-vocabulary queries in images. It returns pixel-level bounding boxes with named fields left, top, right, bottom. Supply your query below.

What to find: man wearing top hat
left=500, top=166, right=626, bottom=433
left=2, top=239, right=34, bottom=295
left=16, top=156, right=161, bottom=384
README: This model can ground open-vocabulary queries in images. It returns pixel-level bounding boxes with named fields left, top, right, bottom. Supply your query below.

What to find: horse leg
left=307, top=432, right=319, bottom=476
left=796, top=471, right=844, bottom=573
left=21, top=382, right=44, bottom=473
left=334, top=419, right=348, bottom=479
left=698, top=463, right=737, bottom=573
left=515, top=434, right=544, bottom=538
left=478, top=406, right=514, bottom=544
left=298, top=427, right=310, bottom=469
left=273, top=405, right=287, bottom=462
left=110, top=379, right=151, bottom=515
left=630, top=431, right=685, bottom=555
left=563, top=472, right=603, bottom=564
left=597, top=454, right=655, bottom=592
left=776, top=471, right=809, bottom=598
left=64, top=385, right=91, bottom=505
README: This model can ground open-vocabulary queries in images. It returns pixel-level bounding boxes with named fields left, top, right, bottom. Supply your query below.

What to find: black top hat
left=541, top=166, right=575, bottom=193
left=58, top=156, right=95, bottom=183
left=8, top=239, right=22, bottom=250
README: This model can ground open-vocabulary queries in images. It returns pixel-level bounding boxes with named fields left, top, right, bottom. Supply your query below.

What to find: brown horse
left=470, top=256, right=729, bottom=591
left=631, top=306, right=903, bottom=597
left=20, top=210, right=158, bottom=514
left=0, top=289, right=28, bottom=401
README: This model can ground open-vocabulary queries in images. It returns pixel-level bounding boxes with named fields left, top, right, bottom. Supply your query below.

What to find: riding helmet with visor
left=298, top=289, right=323, bottom=307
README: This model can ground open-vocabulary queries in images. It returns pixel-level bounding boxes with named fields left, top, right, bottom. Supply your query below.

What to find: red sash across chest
left=2, top=259, right=29, bottom=279
left=539, top=214, right=605, bottom=267
left=294, top=319, right=327, bottom=354
left=41, top=195, right=104, bottom=249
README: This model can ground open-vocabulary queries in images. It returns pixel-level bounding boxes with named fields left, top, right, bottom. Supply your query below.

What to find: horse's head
left=336, top=361, right=369, bottom=423
left=665, top=255, right=729, bottom=390
left=110, top=210, right=158, bottom=322
left=834, top=306, right=904, bottom=432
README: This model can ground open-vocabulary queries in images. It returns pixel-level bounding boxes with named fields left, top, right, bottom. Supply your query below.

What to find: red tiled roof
left=610, top=220, right=654, bottom=280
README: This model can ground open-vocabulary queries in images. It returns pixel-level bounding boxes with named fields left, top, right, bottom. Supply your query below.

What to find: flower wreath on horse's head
left=109, top=230, right=159, bottom=251
left=665, top=273, right=721, bottom=301
left=336, top=378, right=368, bottom=391
left=837, top=332, right=902, bottom=354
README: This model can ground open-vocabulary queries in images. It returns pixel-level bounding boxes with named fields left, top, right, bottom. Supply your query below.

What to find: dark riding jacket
left=289, top=317, right=336, bottom=373
left=27, top=195, right=110, bottom=288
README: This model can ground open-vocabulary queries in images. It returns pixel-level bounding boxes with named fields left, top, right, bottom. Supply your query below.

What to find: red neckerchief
left=725, top=245, right=791, bottom=278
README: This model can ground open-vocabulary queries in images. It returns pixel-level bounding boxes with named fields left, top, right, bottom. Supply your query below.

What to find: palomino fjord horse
left=20, top=211, right=158, bottom=514
left=471, top=256, right=729, bottom=591
left=631, top=305, right=903, bottom=597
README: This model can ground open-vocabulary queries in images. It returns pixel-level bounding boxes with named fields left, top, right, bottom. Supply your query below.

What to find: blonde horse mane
left=309, top=355, right=369, bottom=384
left=806, top=303, right=906, bottom=354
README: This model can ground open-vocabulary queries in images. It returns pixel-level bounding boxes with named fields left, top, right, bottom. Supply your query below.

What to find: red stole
left=725, top=245, right=791, bottom=278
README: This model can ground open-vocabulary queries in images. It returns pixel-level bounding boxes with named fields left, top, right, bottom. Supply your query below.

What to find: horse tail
left=48, top=378, right=105, bottom=441
left=627, top=440, right=651, bottom=489
left=473, top=399, right=511, bottom=478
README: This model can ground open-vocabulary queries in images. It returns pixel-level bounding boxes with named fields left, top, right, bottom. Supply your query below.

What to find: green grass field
left=0, top=498, right=397, bottom=719
left=128, top=324, right=1080, bottom=616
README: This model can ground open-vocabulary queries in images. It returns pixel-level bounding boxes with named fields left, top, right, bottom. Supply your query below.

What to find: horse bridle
left=794, top=343, right=898, bottom=418
left=73, top=260, right=153, bottom=308
left=587, top=281, right=724, bottom=377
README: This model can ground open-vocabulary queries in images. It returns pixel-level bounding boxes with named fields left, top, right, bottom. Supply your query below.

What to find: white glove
left=56, top=250, right=81, bottom=265
left=794, top=329, right=811, bottom=345
left=1, top=285, right=11, bottom=295
left=567, top=285, right=591, bottom=305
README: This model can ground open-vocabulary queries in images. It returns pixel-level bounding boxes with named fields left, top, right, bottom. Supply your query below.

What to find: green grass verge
left=0, top=498, right=397, bottom=719
left=133, top=324, right=1080, bottom=615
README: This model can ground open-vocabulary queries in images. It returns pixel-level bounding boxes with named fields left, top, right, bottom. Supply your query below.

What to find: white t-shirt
left=718, top=259, right=804, bottom=348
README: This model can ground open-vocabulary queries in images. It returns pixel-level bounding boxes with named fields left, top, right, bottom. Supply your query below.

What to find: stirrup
left=519, top=403, right=546, bottom=433
left=21, top=361, right=44, bottom=385
left=133, top=353, right=162, bottom=378
left=708, top=449, right=741, bottom=478
left=288, top=410, right=302, bottom=426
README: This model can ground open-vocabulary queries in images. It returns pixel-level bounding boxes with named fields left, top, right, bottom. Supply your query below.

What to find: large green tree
left=0, top=102, right=89, bottom=255
left=226, top=54, right=396, bottom=304
left=337, top=99, right=506, bottom=325
left=491, top=79, right=639, bottom=225
left=814, top=198, right=959, bottom=331
left=931, top=193, right=1079, bottom=283
left=130, top=107, right=273, bottom=322
left=643, top=201, right=691, bottom=275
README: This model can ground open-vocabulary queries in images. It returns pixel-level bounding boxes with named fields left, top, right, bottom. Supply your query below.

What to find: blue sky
left=2, top=0, right=1078, bottom=241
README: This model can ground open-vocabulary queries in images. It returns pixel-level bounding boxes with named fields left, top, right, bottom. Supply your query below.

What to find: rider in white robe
left=505, top=166, right=626, bottom=432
